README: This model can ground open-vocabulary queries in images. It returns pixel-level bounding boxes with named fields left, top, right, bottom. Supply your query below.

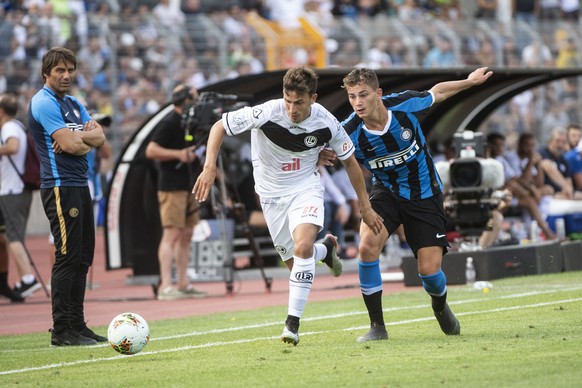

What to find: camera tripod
left=209, top=151, right=272, bottom=295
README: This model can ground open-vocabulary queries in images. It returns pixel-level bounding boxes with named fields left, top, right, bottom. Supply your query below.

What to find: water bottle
left=555, top=218, right=566, bottom=240
left=465, top=257, right=476, bottom=286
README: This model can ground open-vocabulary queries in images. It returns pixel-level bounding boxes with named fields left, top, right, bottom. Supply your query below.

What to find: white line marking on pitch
left=1, top=297, right=581, bottom=376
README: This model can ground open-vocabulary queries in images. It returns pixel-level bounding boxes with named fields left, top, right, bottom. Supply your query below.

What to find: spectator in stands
left=366, top=37, right=392, bottom=69
left=331, top=0, right=359, bottom=19
left=564, top=137, right=582, bottom=193
left=422, top=35, right=457, bottom=68
left=521, top=39, right=554, bottom=68
left=514, top=0, right=539, bottom=25
left=560, top=0, right=580, bottom=20
left=539, top=0, right=561, bottom=19
left=538, top=127, right=575, bottom=199
left=487, top=132, right=556, bottom=240
left=0, top=93, right=41, bottom=298
left=566, top=123, right=581, bottom=151
left=475, top=0, right=498, bottom=19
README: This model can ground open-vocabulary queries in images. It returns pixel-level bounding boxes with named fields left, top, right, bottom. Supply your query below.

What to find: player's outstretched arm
left=430, top=67, right=493, bottom=104
left=193, top=120, right=225, bottom=202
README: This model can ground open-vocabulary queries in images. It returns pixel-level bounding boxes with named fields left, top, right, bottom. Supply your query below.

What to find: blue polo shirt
left=28, top=86, right=92, bottom=188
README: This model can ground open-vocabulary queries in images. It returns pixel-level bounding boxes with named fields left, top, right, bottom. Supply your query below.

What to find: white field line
left=1, top=296, right=581, bottom=376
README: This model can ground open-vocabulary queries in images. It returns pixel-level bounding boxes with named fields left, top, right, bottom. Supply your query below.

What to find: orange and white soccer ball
left=107, top=312, right=150, bottom=355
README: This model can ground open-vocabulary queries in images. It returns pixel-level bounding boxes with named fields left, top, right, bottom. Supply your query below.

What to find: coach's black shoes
left=75, top=325, right=108, bottom=343
left=357, top=322, right=388, bottom=343
left=434, top=303, right=461, bottom=335
left=322, top=234, right=342, bottom=277
left=50, top=328, right=98, bottom=346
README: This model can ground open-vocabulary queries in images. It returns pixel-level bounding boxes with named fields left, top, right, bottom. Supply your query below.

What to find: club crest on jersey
left=304, top=135, right=318, bottom=148
left=401, top=127, right=412, bottom=141
left=282, top=158, right=300, bottom=171
left=73, top=109, right=80, bottom=119
left=275, top=245, right=287, bottom=256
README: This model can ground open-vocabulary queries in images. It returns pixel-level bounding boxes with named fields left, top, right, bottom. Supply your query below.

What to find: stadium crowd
left=1, top=0, right=582, bottom=252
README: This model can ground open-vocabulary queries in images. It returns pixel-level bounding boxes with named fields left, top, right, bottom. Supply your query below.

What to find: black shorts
left=369, top=183, right=449, bottom=256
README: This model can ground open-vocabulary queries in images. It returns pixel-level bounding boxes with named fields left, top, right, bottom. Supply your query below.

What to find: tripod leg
left=22, top=243, right=50, bottom=297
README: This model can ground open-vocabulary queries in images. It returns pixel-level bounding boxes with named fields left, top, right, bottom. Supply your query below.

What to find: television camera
left=435, top=131, right=505, bottom=237
left=181, top=91, right=249, bottom=143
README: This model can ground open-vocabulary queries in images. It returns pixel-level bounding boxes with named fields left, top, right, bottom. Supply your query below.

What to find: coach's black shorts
left=369, top=183, right=449, bottom=257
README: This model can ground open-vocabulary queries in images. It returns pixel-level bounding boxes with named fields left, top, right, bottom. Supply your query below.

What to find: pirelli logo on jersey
left=368, top=141, right=420, bottom=169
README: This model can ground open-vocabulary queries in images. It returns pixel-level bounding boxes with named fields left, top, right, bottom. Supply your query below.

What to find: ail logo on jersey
left=252, top=108, right=262, bottom=119
left=368, top=140, right=420, bottom=169
left=282, top=158, right=300, bottom=171
left=304, top=135, right=318, bottom=148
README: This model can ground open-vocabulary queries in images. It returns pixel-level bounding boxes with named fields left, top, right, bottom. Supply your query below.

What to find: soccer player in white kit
left=193, top=66, right=383, bottom=346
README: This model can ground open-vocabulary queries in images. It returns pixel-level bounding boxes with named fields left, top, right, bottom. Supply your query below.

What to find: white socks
left=288, top=257, right=315, bottom=318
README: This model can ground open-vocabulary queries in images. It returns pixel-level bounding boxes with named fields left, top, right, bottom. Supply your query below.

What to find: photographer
left=145, top=84, right=207, bottom=300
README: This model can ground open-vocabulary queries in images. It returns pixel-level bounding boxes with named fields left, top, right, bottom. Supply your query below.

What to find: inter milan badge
left=69, top=208, right=79, bottom=217
left=400, top=127, right=412, bottom=141
left=73, top=109, right=81, bottom=119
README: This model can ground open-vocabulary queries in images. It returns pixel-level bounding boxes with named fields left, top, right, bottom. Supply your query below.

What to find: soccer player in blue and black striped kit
left=28, top=47, right=106, bottom=346
left=341, top=67, right=493, bottom=342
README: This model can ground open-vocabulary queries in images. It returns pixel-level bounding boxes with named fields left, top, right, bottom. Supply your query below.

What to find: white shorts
left=260, top=185, right=325, bottom=261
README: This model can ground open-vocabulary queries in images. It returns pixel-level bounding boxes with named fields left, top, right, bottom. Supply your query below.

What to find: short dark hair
left=342, top=68, right=379, bottom=90
left=0, top=94, right=18, bottom=117
left=41, top=47, right=77, bottom=82
left=171, top=84, right=194, bottom=106
left=282, top=66, right=318, bottom=96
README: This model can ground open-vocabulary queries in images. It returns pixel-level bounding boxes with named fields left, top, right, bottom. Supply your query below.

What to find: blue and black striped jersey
left=341, top=90, right=443, bottom=200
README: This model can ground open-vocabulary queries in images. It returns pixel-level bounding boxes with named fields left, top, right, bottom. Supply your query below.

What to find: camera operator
left=145, top=84, right=207, bottom=300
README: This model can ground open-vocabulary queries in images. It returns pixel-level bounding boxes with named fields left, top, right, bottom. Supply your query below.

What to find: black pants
left=41, top=186, right=95, bottom=332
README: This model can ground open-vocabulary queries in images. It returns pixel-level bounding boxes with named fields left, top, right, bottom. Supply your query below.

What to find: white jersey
left=222, top=99, right=354, bottom=198
left=0, top=120, right=27, bottom=195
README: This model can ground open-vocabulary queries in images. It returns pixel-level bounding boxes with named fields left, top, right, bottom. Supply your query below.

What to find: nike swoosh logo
left=436, top=233, right=446, bottom=238
left=65, top=111, right=70, bottom=117
left=366, top=146, right=377, bottom=152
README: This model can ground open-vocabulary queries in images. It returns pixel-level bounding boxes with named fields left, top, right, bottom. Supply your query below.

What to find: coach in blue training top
left=341, top=67, right=493, bottom=342
left=28, top=47, right=106, bottom=347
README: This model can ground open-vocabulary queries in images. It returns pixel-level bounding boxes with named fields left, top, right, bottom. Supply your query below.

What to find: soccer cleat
left=434, top=303, right=461, bottom=335
left=357, top=323, right=388, bottom=343
left=15, top=279, right=41, bottom=298
left=321, top=234, right=342, bottom=277
left=75, top=326, right=108, bottom=343
left=50, top=329, right=98, bottom=347
left=281, top=324, right=299, bottom=346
